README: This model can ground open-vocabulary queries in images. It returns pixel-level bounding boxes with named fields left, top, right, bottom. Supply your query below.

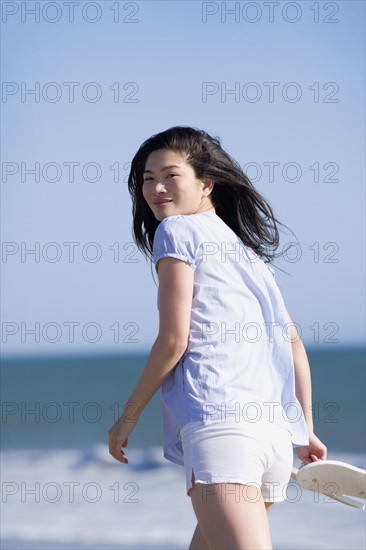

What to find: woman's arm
left=291, top=339, right=315, bottom=434
left=120, top=336, right=187, bottom=422
left=108, top=257, right=194, bottom=462
left=284, top=307, right=327, bottom=462
left=284, top=307, right=314, bottom=432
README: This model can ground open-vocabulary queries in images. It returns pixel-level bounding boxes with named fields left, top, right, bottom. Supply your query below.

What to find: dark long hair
left=128, top=126, right=296, bottom=269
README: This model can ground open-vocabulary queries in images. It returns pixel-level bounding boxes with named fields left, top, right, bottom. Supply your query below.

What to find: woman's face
left=142, top=149, right=215, bottom=221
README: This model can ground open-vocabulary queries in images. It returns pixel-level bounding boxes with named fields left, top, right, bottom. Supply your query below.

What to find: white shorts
left=179, top=417, right=294, bottom=502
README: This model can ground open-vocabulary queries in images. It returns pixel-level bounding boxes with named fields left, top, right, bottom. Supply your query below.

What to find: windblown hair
left=128, top=126, right=296, bottom=268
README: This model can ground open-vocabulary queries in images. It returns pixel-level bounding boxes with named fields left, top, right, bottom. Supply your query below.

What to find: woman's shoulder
left=154, top=214, right=205, bottom=241
left=153, top=214, right=216, bottom=264
left=156, top=214, right=187, bottom=228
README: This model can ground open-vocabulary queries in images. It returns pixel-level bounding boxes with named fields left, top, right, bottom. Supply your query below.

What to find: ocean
left=1, top=347, right=365, bottom=549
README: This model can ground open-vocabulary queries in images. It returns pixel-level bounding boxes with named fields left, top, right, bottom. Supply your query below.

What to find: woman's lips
left=154, top=200, right=173, bottom=206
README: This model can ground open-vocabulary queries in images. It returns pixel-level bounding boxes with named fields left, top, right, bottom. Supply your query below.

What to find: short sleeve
left=153, top=216, right=198, bottom=273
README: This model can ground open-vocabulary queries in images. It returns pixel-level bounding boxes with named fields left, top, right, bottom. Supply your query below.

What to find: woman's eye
left=143, top=174, right=177, bottom=183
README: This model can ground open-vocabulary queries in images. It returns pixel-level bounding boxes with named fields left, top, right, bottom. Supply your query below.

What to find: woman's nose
left=152, top=181, right=166, bottom=192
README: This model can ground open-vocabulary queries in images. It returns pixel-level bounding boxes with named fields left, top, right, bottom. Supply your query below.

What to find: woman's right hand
left=294, top=431, right=327, bottom=464
left=108, top=416, right=138, bottom=464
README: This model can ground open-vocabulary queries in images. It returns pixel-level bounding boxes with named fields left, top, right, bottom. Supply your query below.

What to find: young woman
left=108, top=126, right=327, bottom=549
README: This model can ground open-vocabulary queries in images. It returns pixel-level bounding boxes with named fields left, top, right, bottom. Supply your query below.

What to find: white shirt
left=153, top=211, right=309, bottom=466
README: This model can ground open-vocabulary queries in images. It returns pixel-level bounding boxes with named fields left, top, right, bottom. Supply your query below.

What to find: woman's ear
left=204, top=179, right=215, bottom=196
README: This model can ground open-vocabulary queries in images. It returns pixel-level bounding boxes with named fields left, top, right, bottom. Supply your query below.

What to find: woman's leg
left=189, top=478, right=273, bottom=550
left=188, top=522, right=210, bottom=550
left=188, top=501, right=275, bottom=549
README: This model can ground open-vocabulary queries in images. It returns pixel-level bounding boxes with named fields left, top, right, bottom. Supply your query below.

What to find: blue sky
left=1, top=0, right=365, bottom=357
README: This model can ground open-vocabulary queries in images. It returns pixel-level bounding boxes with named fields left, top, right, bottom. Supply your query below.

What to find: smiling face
left=142, top=149, right=215, bottom=221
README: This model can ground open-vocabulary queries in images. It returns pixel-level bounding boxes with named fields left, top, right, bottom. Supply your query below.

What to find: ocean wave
left=1, top=446, right=365, bottom=549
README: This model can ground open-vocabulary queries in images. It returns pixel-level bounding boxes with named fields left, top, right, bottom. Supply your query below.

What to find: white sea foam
left=1, top=446, right=365, bottom=549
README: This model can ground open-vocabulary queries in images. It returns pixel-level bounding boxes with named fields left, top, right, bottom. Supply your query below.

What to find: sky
left=1, top=0, right=365, bottom=358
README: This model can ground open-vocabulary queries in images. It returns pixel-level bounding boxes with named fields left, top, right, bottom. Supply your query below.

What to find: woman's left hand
left=294, top=430, right=327, bottom=464
left=108, top=417, right=138, bottom=464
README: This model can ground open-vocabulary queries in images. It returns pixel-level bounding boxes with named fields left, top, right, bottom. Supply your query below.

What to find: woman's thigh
left=189, top=476, right=272, bottom=550
left=188, top=502, right=275, bottom=550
